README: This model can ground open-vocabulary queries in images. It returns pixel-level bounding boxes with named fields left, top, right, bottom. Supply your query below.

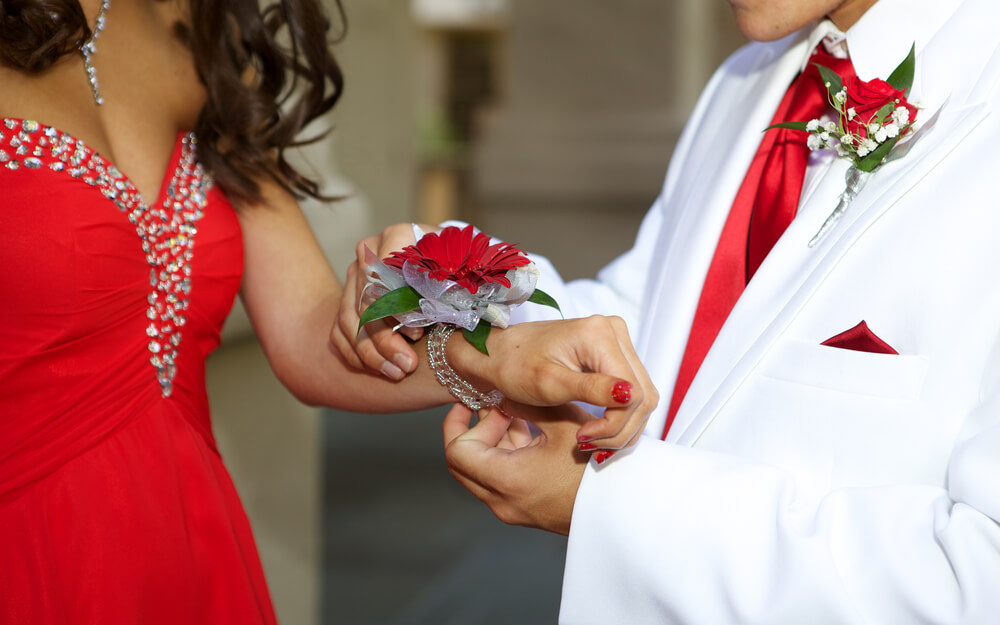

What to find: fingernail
left=381, top=361, right=404, bottom=381
left=577, top=435, right=593, bottom=443
left=578, top=443, right=597, bottom=452
left=393, top=353, right=414, bottom=373
left=594, top=450, right=616, bottom=465
left=611, top=381, right=632, bottom=404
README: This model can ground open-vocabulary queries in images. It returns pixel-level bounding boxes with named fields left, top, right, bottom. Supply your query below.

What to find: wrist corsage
left=769, top=44, right=917, bottom=246
left=359, top=225, right=560, bottom=408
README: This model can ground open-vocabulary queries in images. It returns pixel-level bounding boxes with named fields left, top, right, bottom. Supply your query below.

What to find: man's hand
left=443, top=402, right=594, bottom=535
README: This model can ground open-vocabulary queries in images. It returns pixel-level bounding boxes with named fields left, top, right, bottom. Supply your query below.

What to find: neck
left=827, top=0, right=879, bottom=31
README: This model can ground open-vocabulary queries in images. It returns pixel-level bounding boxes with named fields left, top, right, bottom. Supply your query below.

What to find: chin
left=733, top=13, right=803, bottom=42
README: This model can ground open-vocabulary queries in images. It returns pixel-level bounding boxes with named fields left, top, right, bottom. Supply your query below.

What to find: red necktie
left=661, top=46, right=855, bottom=440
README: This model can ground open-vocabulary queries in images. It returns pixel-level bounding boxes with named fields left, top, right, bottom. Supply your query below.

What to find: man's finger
left=443, top=404, right=512, bottom=450
left=442, top=403, right=475, bottom=446
left=506, top=417, right=534, bottom=448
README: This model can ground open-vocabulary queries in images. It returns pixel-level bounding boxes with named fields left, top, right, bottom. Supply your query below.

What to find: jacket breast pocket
left=758, top=337, right=929, bottom=402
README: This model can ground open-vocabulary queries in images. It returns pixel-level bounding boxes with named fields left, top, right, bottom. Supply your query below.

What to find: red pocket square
left=821, top=320, right=898, bottom=355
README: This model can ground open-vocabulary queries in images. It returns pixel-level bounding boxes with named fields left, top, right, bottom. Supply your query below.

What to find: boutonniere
left=769, top=43, right=917, bottom=246
left=359, top=225, right=560, bottom=354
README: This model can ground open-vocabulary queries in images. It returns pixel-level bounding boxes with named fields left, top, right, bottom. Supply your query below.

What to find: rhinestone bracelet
left=426, top=324, right=503, bottom=411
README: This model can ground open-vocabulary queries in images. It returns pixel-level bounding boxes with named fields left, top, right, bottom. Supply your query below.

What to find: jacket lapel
left=669, top=10, right=1000, bottom=445
left=639, top=35, right=809, bottom=438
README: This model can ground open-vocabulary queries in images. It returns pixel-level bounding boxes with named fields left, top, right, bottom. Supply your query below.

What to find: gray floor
left=321, top=406, right=568, bottom=625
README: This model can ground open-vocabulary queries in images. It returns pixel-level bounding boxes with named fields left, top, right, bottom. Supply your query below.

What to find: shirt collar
left=804, top=21, right=849, bottom=67
left=802, top=0, right=964, bottom=82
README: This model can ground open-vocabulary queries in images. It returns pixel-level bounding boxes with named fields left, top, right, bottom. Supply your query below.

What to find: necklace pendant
left=80, top=0, right=111, bottom=106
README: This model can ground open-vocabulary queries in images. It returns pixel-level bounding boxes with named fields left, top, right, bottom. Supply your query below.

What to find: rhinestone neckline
left=1, top=118, right=211, bottom=397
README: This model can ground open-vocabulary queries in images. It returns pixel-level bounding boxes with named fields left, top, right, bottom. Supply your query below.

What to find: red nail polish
left=611, top=381, right=632, bottom=404
left=577, top=435, right=593, bottom=443
left=578, top=443, right=597, bottom=451
left=594, top=450, right=616, bottom=465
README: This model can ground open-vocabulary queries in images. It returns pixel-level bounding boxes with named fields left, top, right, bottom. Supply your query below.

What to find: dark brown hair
left=0, top=0, right=345, bottom=206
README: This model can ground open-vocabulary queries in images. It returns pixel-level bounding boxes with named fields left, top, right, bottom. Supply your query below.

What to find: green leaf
left=528, top=288, right=563, bottom=317
left=462, top=321, right=492, bottom=355
left=872, top=102, right=896, bottom=126
left=357, top=286, right=422, bottom=331
left=886, top=43, right=916, bottom=95
left=764, top=121, right=811, bottom=132
left=855, top=135, right=900, bottom=172
left=814, top=63, right=844, bottom=99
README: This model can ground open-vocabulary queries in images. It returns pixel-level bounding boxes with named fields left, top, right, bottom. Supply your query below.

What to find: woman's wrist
left=438, top=325, right=503, bottom=397
left=426, top=325, right=502, bottom=410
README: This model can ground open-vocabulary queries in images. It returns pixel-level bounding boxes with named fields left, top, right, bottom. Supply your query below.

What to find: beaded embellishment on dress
left=144, top=134, right=210, bottom=396
left=0, top=118, right=210, bottom=397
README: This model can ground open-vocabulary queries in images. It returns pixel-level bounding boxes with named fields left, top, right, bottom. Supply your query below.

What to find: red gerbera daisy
left=384, top=225, right=530, bottom=294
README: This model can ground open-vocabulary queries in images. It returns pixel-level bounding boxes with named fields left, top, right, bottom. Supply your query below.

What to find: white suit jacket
left=511, top=0, right=1000, bottom=622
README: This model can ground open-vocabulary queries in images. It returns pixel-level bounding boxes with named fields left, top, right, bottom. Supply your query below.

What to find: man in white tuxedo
left=438, top=0, right=1000, bottom=622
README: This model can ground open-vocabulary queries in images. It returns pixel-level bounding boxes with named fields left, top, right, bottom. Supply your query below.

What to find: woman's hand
left=329, top=222, right=433, bottom=380
left=450, top=315, right=659, bottom=455
left=443, top=402, right=592, bottom=535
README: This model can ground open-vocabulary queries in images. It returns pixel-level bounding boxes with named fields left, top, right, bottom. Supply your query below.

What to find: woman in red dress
left=0, top=0, right=656, bottom=622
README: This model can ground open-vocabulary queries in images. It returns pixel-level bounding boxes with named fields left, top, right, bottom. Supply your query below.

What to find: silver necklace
left=80, top=0, right=111, bottom=105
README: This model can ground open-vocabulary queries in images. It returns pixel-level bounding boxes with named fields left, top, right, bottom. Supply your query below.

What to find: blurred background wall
left=206, top=1, right=745, bottom=623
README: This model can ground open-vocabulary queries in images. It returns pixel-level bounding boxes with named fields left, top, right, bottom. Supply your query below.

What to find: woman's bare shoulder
left=0, top=58, right=89, bottom=120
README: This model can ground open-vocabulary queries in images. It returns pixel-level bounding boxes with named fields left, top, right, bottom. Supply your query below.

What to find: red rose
left=843, top=75, right=918, bottom=139
left=385, top=225, right=530, bottom=294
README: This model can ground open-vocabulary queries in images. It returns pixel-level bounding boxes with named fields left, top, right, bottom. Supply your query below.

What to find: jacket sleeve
left=506, top=197, right=665, bottom=337
left=558, top=360, right=1000, bottom=625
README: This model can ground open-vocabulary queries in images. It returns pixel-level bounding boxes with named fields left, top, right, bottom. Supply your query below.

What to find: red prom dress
left=0, top=118, right=278, bottom=624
